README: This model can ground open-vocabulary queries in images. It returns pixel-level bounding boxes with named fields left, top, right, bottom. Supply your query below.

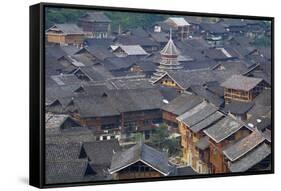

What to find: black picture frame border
left=29, top=2, right=275, bottom=188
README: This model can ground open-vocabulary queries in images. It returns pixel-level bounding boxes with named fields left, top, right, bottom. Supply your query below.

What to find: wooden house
left=71, top=88, right=164, bottom=140
left=78, top=12, right=111, bottom=38
left=223, top=101, right=254, bottom=121
left=203, top=115, right=252, bottom=173
left=221, top=75, right=267, bottom=103
left=154, top=17, right=190, bottom=40
left=165, top=18, right=190, bottom=40
left=129, top=61, right=157, bottom=77
left=244, top=20, right=267, bottom=38
left=109, top=143, right=173, bottom=179
left=113, top=34, right=160, bottom=53
left=153, top=72, right=187, bottom=92
left=184, top=16, right=203, bottom=36
left=152, top=69, right=221, bottom=92
left=162, top=93, right=203, bottom=128
left=45, top=140, right=121, bottom=183
left=150, top=32, right=183, bottom=83
left=199, top=22, right=226, bottom=47
left=45, top=112, right=81, bottom=129
left=177, top=101, right=222, bottom=173
left=149, top=32, right=169, bottom=47
left=223, top=129, right=271, bottom=173
left=46, top=24, right=85, bottom=45
left=111, top=45, right=148, bottom=57
left=219, top=18, right=247, bottom=36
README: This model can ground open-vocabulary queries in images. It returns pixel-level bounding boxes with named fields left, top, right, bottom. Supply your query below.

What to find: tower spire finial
left=169, top=28, right=172, bottom=40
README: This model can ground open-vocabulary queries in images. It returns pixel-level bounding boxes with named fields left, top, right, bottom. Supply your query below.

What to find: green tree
left=45, top=7, right=167, bottom=31
left=149, top=124, right=180, bottom=156
left=149, top=124, right=169, bottom=149
left=130, top=132, right=144, bottom=143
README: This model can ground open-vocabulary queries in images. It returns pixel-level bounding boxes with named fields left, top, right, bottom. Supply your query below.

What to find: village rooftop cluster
left=45, top=10, right=272, bottom=184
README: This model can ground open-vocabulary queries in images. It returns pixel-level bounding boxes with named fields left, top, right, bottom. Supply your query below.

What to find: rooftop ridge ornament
left=169, top=28, right=172, bottom=40
left=160, top=28, right=180, bottom=56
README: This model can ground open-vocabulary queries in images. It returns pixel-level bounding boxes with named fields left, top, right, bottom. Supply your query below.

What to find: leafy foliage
left=149, top=124, right=180, bottom=156
left=130, top=132, right=144, bottom=142
left=252, top=35, right=271, bottom=47
left=45, top=7, right=167, bottom=31
left=104, top=11, right=167, bottom=31
left=45, top=8, right=84, bottom=29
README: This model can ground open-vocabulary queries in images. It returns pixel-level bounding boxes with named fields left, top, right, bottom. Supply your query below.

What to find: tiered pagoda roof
left=150, top=29, right=183, bottom=83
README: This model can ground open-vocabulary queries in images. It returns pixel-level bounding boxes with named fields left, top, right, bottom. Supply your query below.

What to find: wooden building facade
left=165, top=17, right=191, bottom=40
left=203, top=115, right=252, bottom=173
left=162, top=93, right=203, bottom=128
left=177, top=101, right=221, bottom=173
left=221, top=75, right=266, bottom=103
left=109, top=143, right=172, bottom=180
left=78, top=12, right=112, bottom=39
left=112, top=161, right=163, bottom=180
left=223, top=129, right=271, bottom=173
left=46, top=24, right=85, bottom=45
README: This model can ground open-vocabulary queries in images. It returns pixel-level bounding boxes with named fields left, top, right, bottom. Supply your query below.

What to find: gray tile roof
left=46, top=84, right=83, bottom=105
left=83, top=46, right=115, bottom=61
left=177, top=101, right=219, bottom=129
left=221, top=75, right=263, bottom=91
left=160, top=37, right=180, bottom=56
left=130, top=27, right=150, bottom=37
left=150, top=32, right=169, bottom=43
left=223, top=129, right=265, bottom=162
left=109, top=75, right=153, bottom=90
left=50, top=74, right=82, bottom=86
left=203, top=48, right=233, bottom=60
left=84, top=38, right=114, bottom=47
left=74, top=88, right=164, bottom=118
left=45, top=113, right=69, bottom=129
left=103, top=56, right=138, bottom=71
left=45, top=126, right=96, bottom=145
left=114, top=45, right=148, bottom=56
left=74, top=95, right=120, bottom=117
left=46, top=24, right=84, bottom=34
left=223, top=101, right=254, bottom=115
left=203, top=115, right=245, bottom=143
left=79, top=12, right=111, bottom=23
left=190, top=111, right=224, bottom=133
left=45, top=160, right=94, bottom=184
left=189, top=85, right=224, bottom=107
left=175, top=166, right=198, bottom=176
left=157, top=86, right=181, bottom=102
left=76, top=65, right=113, bottom=82
left=115, top=34, right=158, bottom=47
left=219, top=18, right=247, bottom=27
left=166, top=17, right=190, bottom=26
left=228, top=143, right=271, bottom=172
left=158, top=67, right=244, bottom=90
left=181, top=104, right=218, bottom=127
left=46, top=45, right=68, bottom=60
left=162, top=93, right=203, bottom=116
left=183, top=59, right=217, bottom=70
left=133, top=60, right=157, bottom=72
left=82, top=140, right=121, bottom=166
left=60, top=45, right=80, bottom=55
left=199, top=22, right=226, bottom=34
left=253, top=88, right=271, bottom=107
left=109, top=143, right=172, bottom=175
left=46, top=143, right=82, bottom=162
left=107, top=88, right=164, bottom=113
